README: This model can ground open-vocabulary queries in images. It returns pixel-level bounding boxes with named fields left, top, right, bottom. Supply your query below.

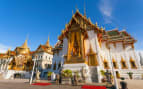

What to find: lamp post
left=30, top=58, right=36, bottom=85
left=109, top=47, right=119, bottom=89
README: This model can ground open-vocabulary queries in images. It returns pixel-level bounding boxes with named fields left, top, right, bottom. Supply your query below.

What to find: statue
left=81, top=67, right=87, bottom=82
left=36, top=70, right=41, bottom=80
left=72, top=34, right=80, bottom=56
left=120, top=77, right=128, bottom=89
left=51, top=72, right=56, bottom=81
left=105, top=70, right=112, bottom=84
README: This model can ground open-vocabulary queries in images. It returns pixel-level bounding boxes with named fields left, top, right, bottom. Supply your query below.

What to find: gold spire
left=45, top=36, right=50, bottom=47
left=21, top=40, right=28, bottom=48
left=6, top=48, right=11, bottom=54
left=75, top=5, right=79, bottom=12
left=95, top=22, right=98, bottom=27
left=100, top=26, right=104, bottom=31
left=8, top=48, right=11, bottom=51
left=72, top=10, right=74, bottom=15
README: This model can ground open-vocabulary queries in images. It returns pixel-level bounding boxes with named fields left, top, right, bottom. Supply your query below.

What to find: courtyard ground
left=117, top=79, right=143, bottom=89
left=0, top=79, right=143, bottom=89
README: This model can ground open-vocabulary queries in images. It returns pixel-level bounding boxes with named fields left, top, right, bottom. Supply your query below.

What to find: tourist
left=73, top=74, right=78, bottom=86
left=120, top=77, right=128, bottom=89
left=59, top=74, right=62, bottom=84
left=56, top=74, right=60, bottom=85
left=71, top=75, right=74, bottom=86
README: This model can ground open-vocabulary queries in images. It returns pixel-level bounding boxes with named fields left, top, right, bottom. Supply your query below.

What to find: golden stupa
left=8, top=40, right=34, bottom=71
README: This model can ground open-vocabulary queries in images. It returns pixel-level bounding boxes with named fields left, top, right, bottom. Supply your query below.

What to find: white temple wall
left=51, top=49, right=64, bottom=73
left=63, top=38, right=68, bottom=55
left=34, top=52, right=53, bottom=69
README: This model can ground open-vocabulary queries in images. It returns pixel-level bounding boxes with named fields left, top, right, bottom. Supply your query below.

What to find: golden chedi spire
left=95, top=22, right=98, bottom=27
left=45, top=36, right=50, bottom=47
left=7, top=48, right=11, bottom=52
left=6, top=48, right=11, bottom=56
left=21, top=40, right=28, bottom=48
left=100, top=26, right=105, bottom=31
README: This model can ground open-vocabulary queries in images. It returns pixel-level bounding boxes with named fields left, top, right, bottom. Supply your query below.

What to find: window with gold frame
left=103, top=59, right=109, bottom=69
left=112, top=58, right=118, bottom=69
left=121, top=57, right=128, bottom=69
left=130, top=57, right=137, bottom=69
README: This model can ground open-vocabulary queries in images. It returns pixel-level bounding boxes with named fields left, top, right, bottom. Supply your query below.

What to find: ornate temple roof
left=58, top=10, right=104, bottom=40
left=35, top=37, right=53, bottom=54
left=101, top=29, right=136, bottom=44
left=54, top=10, right=137, bottom=51
left=0, top=49, right=16, bottom=58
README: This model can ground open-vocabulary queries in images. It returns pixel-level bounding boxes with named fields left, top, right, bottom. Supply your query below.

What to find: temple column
left=133, top=50, right=142, bottom=69
left=80, top=30, right=84, bottom=60
left=95, top=33, right=102, bottom=83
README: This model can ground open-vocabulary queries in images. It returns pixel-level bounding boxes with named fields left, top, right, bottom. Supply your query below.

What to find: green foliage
left=100, top=70, right=106, bottom=76
left=127, top=72, right=133, bottom=76
left=62, top=69, right=72, bottom=78
left=74, top=71, right=80, bottom=78
left=47, top=72, right=52, bottom=77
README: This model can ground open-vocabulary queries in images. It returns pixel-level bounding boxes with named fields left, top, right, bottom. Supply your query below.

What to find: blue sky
left=0, top=0, right=143, bottom=52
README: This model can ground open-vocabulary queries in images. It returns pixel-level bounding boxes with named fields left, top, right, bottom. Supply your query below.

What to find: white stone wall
left=98, top=41, right=143, bottom=79
left=0, top=57, right=12, bottom=72
left=51, top=38, right=68, bottom=73
left=34, top=52, right=53, bottom=69
left=52, top=30, right=143, bottom=80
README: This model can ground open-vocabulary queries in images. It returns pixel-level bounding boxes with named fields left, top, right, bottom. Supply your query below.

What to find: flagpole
left=109, top=47, right=119, bottom=89
left=30, top=59, right=36, bottom=85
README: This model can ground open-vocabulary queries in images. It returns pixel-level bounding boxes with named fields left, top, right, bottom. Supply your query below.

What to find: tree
left=127, top=72, right=133, bottom=79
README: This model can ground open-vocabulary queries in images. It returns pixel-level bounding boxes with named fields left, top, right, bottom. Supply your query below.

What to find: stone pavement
left=0, top=79, right=80, bottom=89
left=0, top=79, right=143, bottom=89
left=117, top=79, right=143, bottom=89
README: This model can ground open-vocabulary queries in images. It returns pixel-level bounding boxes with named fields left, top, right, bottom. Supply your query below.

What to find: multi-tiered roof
left=54, top=10, right=136, bottom=50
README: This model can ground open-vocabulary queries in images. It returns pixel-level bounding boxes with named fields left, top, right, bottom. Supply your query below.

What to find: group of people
left=71, top=74, right=78, bottom=86
left=55, top=73, right=79, bottom=86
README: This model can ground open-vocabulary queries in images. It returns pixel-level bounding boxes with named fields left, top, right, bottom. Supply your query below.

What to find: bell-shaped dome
left=15, top=40, right=30, bottom=54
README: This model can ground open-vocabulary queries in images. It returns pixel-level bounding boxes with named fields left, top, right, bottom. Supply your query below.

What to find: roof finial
left=26, top=34, right=29, bottom=41
left=84, top=0, right=86, bottom=17
left=21, top=39, right=28, bottom=48
left=100, top=26, right=104, bottom=31
left=95, top=22, right=98, bottom=27
left=75, top=5, right=79, bottom=12
left=72, top=10, right=74, bottom=15
left=8, top=47, right=11, bottom=51
left=46, top=36, right=50, bottom=47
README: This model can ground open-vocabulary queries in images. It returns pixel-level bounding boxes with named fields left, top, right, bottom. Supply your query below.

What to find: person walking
left=59, top=74, right=62, bottom=84
left=73, top=74, right=78, bottom=86
left=120, top=77, right=128, bottom=89
left=56, top=74, right=60, bottom=85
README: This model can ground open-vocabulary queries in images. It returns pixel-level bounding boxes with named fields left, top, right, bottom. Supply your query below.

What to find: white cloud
left=0, top=44, right=11, bottom=53
left=99, top=0, right=116, bottom=24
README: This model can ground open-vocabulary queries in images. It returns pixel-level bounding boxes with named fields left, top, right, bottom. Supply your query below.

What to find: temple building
left=51, top=10, right=143, bottom=83
left=33, top=37, right=53, bottom=79
left=0, top=40, right=34, bottom=79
